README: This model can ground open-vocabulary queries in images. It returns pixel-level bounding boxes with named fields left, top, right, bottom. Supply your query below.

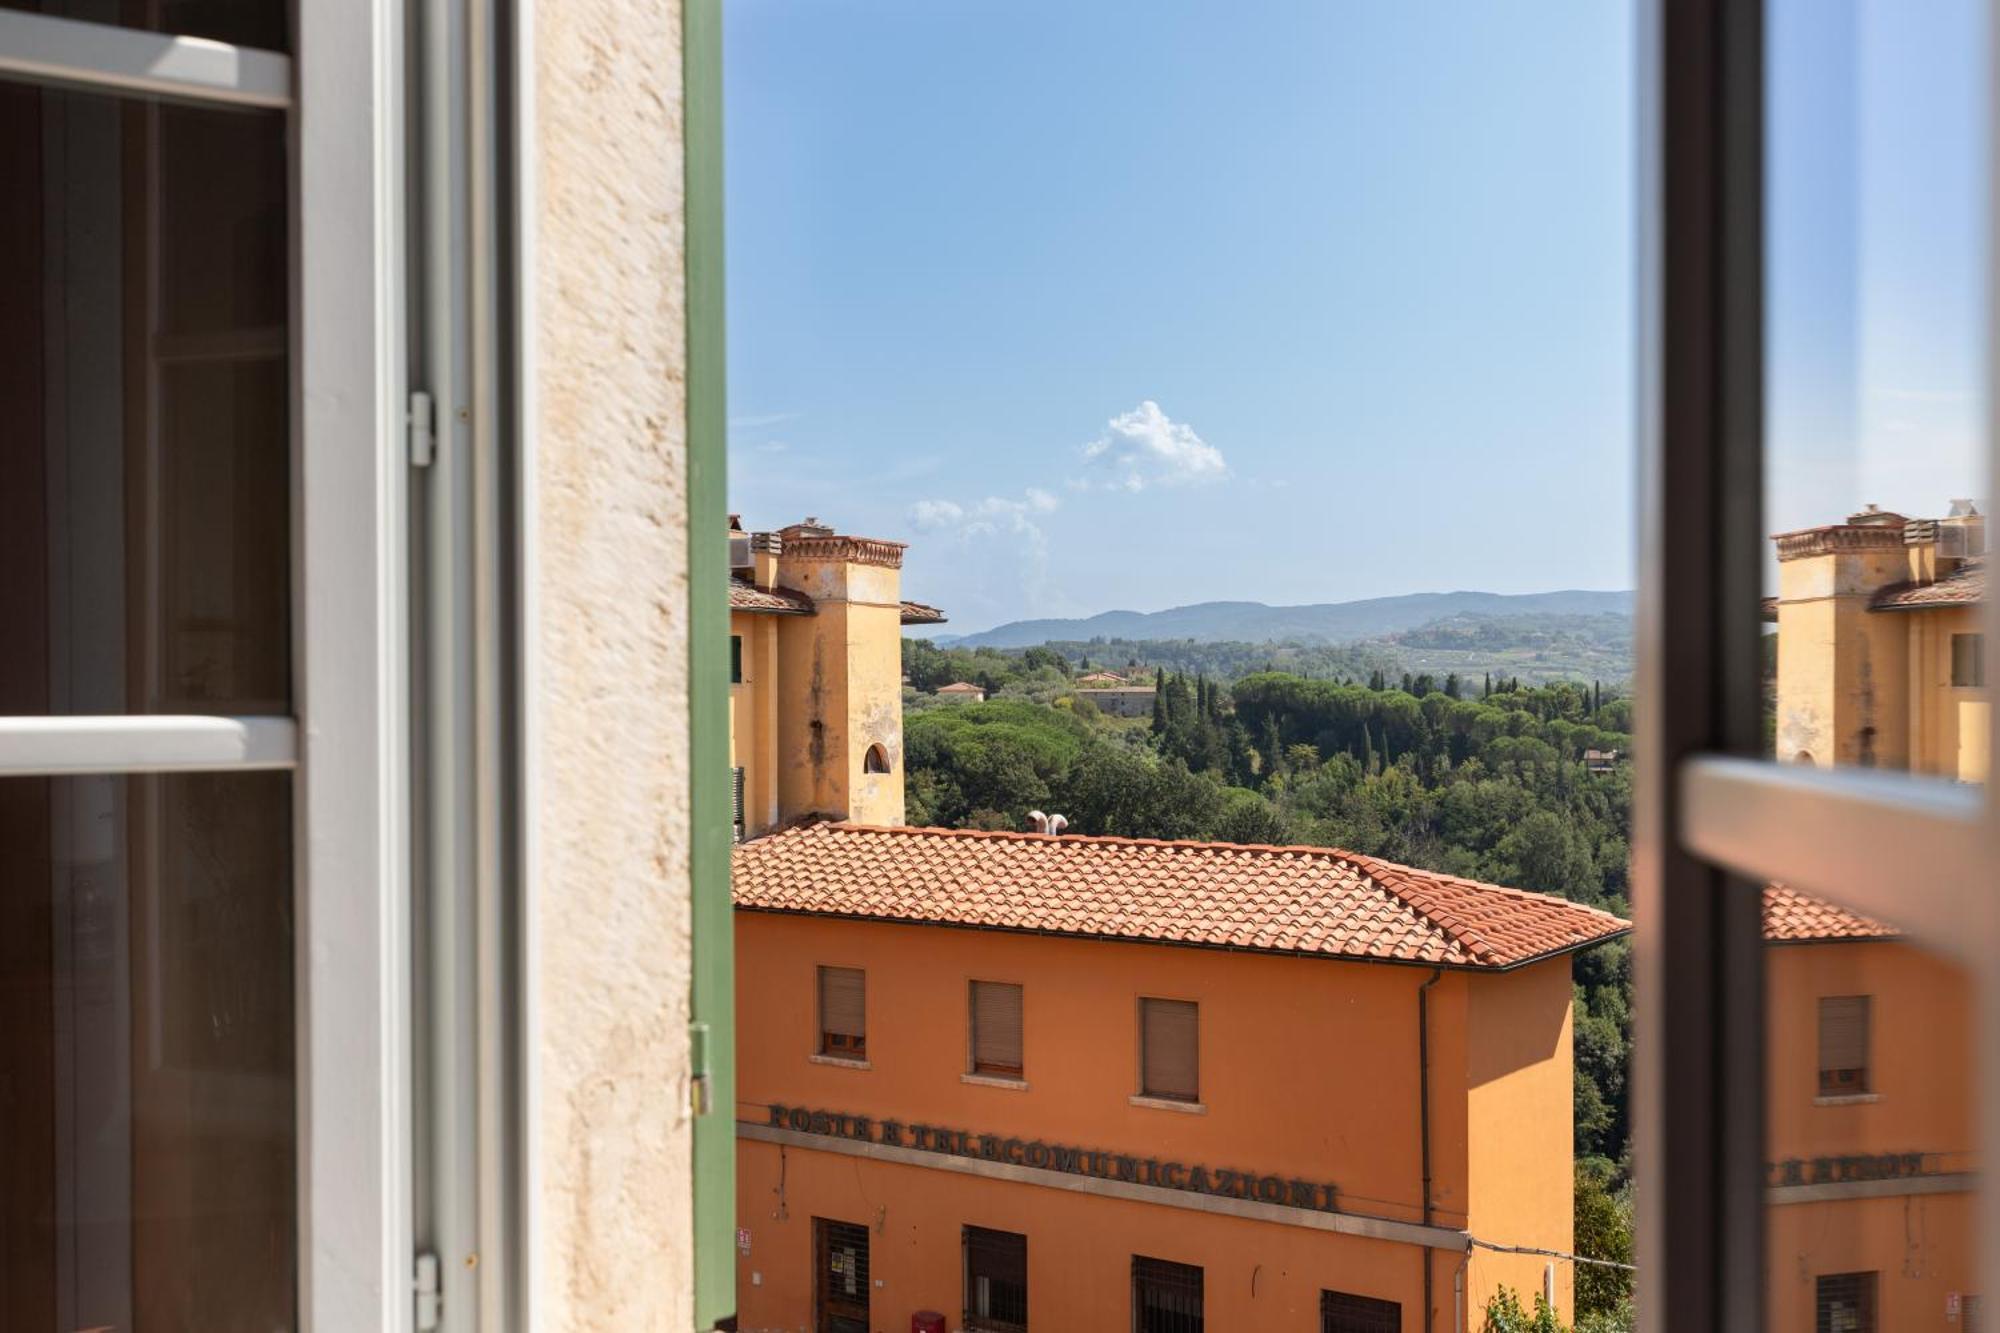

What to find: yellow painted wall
left=1901, top=605, right=1986, bottom=780
left=1764, top=940, right=1977, bottom=1332
left=1775, top=548, right=1913, bottom=769
left=730, top=610, right=782, bottom=837
left=734, top=912, right=1583, bottom=1330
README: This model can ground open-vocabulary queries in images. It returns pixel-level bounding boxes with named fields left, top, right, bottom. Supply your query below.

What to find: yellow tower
left=727, top=517, right=941, bottom=839
left=770, top=521, right=908, bottom=828
left=1774, top=502, right=1987, bottom=778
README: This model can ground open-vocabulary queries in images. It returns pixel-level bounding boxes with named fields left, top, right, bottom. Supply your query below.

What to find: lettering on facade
left=1764, top=1151, right=1942, bottom=1188
left=761, top=1103, right=1340, bottom=1214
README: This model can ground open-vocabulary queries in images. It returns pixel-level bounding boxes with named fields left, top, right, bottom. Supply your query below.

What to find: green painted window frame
left=685, top=0, right=735, bottom=1324
left=730, top=633, right=743, bottom=684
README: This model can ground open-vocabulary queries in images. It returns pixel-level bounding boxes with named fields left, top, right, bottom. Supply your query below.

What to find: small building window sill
left=1814, top=1093, right=1880, bottom=1106
left=1130, top=1094, right=1206, bottom=1115
left=809, top=1054, right=871, bottom=1071
left=961, top=1072, right=1029, bottom=1091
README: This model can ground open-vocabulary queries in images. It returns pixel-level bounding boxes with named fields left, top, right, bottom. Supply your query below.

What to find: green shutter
left=685, top=0, right=735, bottom=1323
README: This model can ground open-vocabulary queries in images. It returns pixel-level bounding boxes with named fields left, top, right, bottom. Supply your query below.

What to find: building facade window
left=1139, top=998, right=1199, bottom=1102
left=1131, top=1255, right=1203, bottom=1333
left=1815, top=1271, right=1878, bottom=1333
left=1817, top=995, right=1871, bottom=1096
left=814, top=1217, right=871, bottom=1333
left=970, top=980, right=1024, bottom=1078
left=863, top=742, right=891, bottom=774
left=818, top=965, right=867, bottom=1061
left=731, top=633, right=743, bottom=683
left=1321, top=1289, right=1402, bottom=1333
left=1952, top=632, right=1985, bottom=688
left=963, top=1225, right=1028, bottom=1332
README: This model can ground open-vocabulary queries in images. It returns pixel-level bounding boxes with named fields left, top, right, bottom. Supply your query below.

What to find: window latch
left=409, top=390, right=436, bottom=468
left=414, top=1252, right=441, bottom=1331
left=690, top=1020, right=714, bottom=1115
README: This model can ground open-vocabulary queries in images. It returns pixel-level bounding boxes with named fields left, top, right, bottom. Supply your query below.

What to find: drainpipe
left=1418, top=967, right=1443, bottom=1333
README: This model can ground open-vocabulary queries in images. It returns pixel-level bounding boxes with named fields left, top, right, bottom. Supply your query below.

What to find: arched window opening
left=863, top=743, right=891, bottom=775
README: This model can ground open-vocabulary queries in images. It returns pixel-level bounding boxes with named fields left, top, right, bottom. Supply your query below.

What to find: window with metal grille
left=1140, top=998, right=1198, bottom=1101
left=1817, top=995, right=1870, bottom=1096
left=1952, top=632, right=1985, bottom=687
left=815, top=1217, right=871, bottom=1333
left=1815, top=1272, right=1877, bottom=1333
left=1322, top=1289, right=1401, bottom=1333
left=819, top=965, right=866, bottom=1060
left=963, top=1226, right=1027, bottom=1331
left=971, top=981, right=1024, bottom=1077
left=1132, top=1255, right=1203, bottom=1333
left=732, top=766, right=746, bottom=843
left=730, top=634, right=743, bottom=683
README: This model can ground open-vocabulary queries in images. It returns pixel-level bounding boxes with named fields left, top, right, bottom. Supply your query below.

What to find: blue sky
left=726, top=1, right=1985, bottom=634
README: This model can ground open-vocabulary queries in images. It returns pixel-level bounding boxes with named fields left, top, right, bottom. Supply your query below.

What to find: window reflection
left=0, top=772, right=294, bottom=1329
left=0, top=81, right=290, bottom=717
left=0, top=1, right=287, bottom=52
left=1763, top=887, right=1977, bottom=1333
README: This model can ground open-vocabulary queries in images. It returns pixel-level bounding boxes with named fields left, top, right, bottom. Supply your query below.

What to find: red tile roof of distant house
left=732, top=822, right=1629, bottom=970
left=900, top=600, right=948, bottom=625
left=728, top=578, right=815, bottom=616
left=936, top=682, right=986, bottom=695
left=1870, top=558, right=1985, bottom=611
left=1762, top=884, right=1899, bottom=943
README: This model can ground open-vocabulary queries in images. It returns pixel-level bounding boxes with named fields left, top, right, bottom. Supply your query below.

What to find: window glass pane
left=0, top=770, right=294, bottom=1329
left=0, top=1, right=286, bottom=53
left=1765, top=0, right=1988, bottom=778
left=0, top=80, right=290, bottom=715
left=1764, top=887, right=1979, bottom=1333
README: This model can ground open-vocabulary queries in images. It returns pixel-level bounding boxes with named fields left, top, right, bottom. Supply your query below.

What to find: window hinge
left=408, top=390, right=435, bottom=468
left=690, top=1020, right=713, bottom=1116
left=414, top=1252, right=442, bottom=1331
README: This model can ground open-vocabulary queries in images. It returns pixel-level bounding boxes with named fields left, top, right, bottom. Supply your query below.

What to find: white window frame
left=0, top=9, right=412, bottom=1330
left=1638, top=0, right=2000, bottom=1327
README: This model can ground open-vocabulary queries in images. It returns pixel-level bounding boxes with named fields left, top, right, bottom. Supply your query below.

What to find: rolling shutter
left=971, top=981, right=1024, bottom=1075
left=1141, top=998, right=1199, bottom=1101
left=820, top=967, right=866, bottom=1054
left=1818, top=995, right=1870, bottom=1093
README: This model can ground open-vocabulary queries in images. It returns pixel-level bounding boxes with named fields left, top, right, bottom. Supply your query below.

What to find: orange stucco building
left=732, top=824, right=1627, bottom=1332
left=1761, top=887, right=1980, bottom=1332
left=1763, top=501, right=1986, bottom=1332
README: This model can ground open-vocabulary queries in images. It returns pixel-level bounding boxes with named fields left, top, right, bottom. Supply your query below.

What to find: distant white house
left=936, top=681, right=987, bottom=702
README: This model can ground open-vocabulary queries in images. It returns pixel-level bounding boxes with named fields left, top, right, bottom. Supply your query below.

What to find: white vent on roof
left=729, top=532, right=753, bottom=572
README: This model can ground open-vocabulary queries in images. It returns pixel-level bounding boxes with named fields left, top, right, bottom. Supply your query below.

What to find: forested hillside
left=901, top=641, right=1635, bottom=1179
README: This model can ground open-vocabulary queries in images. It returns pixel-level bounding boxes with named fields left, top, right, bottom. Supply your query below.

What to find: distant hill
left=952, top=590, right=1635, bottom=649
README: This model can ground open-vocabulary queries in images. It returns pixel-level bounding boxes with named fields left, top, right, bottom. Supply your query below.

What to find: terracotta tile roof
left=900, top=600, right=948, bottom=625
left=1762, top=884, right=1899, bottom=943
left=1870, top=558, right=1985, bottom=611
left=729, top=578, right=815, bottom=616
left=733, top=823, right=1630, bottom=970
left=936, top=682, right=986, bottom=694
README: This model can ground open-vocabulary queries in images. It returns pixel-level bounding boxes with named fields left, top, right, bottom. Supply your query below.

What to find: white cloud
left=909, top=498, right=966, bottom=529
left=1079, top=400, right=1226, bottom=490
left=909, top=488, right=1058, bottom=537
